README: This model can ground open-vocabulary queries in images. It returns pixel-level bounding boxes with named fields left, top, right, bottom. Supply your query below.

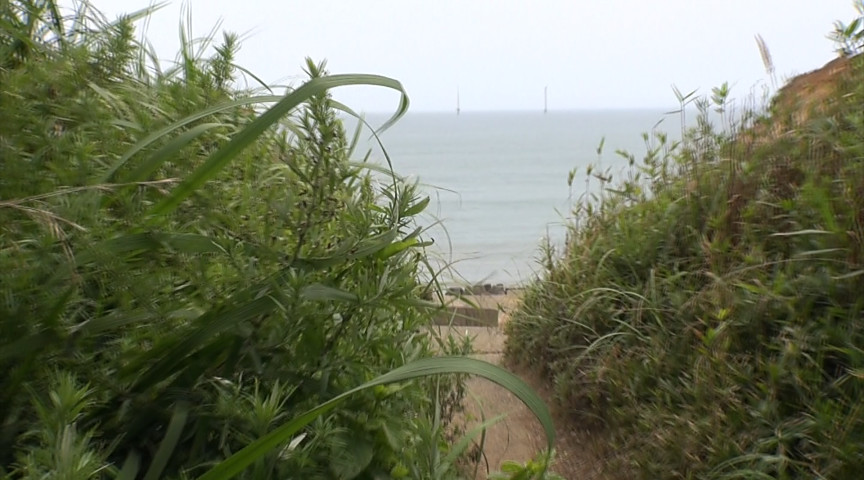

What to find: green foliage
left=506, top=51, right=864, bottom=478
left=488, top=451, right=564, bottom=480
left=829, top=1, right=864, bottom=56
left=0, top=2, right=555, bottom=479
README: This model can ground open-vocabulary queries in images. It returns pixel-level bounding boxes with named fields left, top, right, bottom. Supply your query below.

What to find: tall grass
left=506, top=11, right=864, bottom=478
left=0, top=2, right=554, bottom=479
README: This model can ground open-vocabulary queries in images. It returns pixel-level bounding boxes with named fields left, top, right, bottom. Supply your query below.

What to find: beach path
left=432, top=293, right=608, bottom=479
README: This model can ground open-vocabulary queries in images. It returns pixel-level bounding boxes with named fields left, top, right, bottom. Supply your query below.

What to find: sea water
left=346, top=110, right=682, bottom=286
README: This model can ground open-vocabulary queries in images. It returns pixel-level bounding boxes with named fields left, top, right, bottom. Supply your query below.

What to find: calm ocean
left=346, top=110, right=680, bottom=286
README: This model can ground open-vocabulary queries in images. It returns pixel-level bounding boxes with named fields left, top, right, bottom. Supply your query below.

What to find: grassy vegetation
left=0, top=2, right=555, bottom=479
left=506, top=9, right=864, bottom=479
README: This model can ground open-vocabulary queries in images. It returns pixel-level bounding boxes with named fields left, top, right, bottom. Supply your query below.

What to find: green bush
left=0, top=2, right=557, bottom=479
left=506, top=41, right=864, bottom=480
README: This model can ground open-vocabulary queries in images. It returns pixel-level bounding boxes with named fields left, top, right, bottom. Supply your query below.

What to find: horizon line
left=343, top=106, right=683, bottom=115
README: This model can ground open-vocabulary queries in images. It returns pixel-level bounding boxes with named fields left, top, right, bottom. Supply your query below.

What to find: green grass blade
left=112, top=3, right=169, bottom=28
left=300, top=284, right=359, bottom=303
left=375, top=238, right=419, bottom=260
left=149, top=73, right=408, bottom=217
left=122, top=122, right=225, bottom=182
left=402, top=196, right=430, bottom=217
left=347, top=160, right=407, bottom=178
left=0, top=332, right=55, bottom=362
left=125, top=296, right=278, bottom=391
left=232, top=64, right=273, bottom=94
left=77, top=232, right=224, bottom=265
left=80, top=232, right=281, bottom=267
left=351, top=227, right=400, bottom=258
left=196, top=356, right=554, bottom=480
left=442, top=414, right=506, bottom=468
left=117, top=451, right=141, bottom=480
left=101, top=95, right=283, bottom=181
left=143, top=402, right=190, bottom=480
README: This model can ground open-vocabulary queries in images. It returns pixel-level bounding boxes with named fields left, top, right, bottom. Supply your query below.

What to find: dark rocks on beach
left=473, top=283, right=506, bottom=295
left=445, top=283, right=507, bottom=296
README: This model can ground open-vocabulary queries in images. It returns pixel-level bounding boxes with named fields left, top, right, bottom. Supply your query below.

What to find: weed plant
left=506, top=10, right=864, bottom=479
left=0, top=2, right=554, bottom=479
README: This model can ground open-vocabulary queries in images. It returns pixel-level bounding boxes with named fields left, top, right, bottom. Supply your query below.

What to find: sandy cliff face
left=772, top=54, right=858, bottom=126
left=734, top=54, right=859, bottom=152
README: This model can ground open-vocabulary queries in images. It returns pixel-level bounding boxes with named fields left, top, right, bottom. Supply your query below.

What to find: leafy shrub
left=506, top=37, right=864, bottom=480
left=829, top=0, right=864, bottom=56
left=0, top=2, right=530, bottom=478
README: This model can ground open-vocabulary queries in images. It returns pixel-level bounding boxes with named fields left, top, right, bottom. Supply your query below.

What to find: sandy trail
left=433, top=293, right=610, bottom=479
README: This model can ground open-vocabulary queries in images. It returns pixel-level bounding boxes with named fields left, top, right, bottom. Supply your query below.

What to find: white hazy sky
left=87, top=0, right=855, bottom=112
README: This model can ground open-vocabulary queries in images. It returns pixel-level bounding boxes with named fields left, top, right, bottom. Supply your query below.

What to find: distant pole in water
left=544, top=86, right=548, bottom=114
left=456, top=87, right=461, bottom=115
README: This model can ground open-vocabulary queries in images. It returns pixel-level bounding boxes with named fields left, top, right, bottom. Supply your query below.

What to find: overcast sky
left=87, top=1, right=856, bottom=112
